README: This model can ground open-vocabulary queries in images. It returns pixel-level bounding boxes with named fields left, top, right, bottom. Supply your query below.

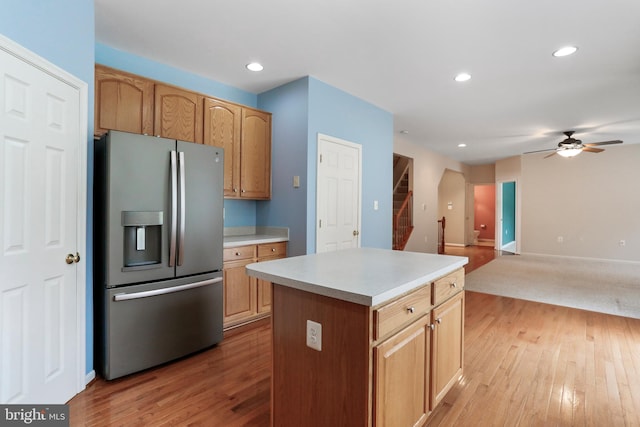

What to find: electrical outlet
left=306, top=320, right=322, bottom=351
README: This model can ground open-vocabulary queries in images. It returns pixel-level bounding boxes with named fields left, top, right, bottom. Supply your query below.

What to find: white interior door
left=0, top=35, right=86, bottom=404
left=316, top=134, right=361, bottom=253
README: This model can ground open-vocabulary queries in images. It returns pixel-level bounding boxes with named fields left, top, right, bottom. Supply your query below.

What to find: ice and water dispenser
left=122, top=211, right=163, bottom=270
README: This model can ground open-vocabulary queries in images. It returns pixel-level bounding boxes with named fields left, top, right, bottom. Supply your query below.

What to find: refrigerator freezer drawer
left=99, top=272, right=223, bottom=380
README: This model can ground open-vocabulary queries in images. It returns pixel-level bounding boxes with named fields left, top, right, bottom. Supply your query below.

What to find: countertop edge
left=246, top=256, right=468, bottom=307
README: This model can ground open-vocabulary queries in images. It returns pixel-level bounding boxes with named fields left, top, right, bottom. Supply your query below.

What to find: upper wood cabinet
left=204, top=101, right=272, bottom=199
left=154, top=84, right=203, bottom=144
left=240, top=108, right=272, bottom=199
left=94, top=65, right=272, bottom=199
left=94, top=65, right=154, bottom=137
left=203, top=98, right=242, bottom=197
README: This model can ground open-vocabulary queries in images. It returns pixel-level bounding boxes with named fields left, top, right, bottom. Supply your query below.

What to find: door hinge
left=319, top=153, right=323, bottom=163
left=319, top=219, right=322, bottom=228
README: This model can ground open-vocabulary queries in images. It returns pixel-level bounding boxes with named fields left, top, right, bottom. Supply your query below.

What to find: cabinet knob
left=233, top=188, right=238, bottom=193
left=407, top=307, right=415, bottom=314
left=235, top=252, right=240, bottom=256
left=241, top=189, right=246, bottom=193
left=450, top=282, right=457, bottom=288
left=429, top=324, right=435, bottom=330
left=272, top=248, right=276, bottom=252
left=436, top=317, right=442, bottom=324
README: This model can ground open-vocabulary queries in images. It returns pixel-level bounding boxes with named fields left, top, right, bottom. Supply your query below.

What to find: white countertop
left=246, top=247, right=468, bottom=307
left=223, top=226, right=289, bottom=248
left=223, top=234, right=288, bottom=248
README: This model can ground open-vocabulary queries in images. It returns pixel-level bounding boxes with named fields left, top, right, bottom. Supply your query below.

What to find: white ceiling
left=95, top=0, right=640, bottom=165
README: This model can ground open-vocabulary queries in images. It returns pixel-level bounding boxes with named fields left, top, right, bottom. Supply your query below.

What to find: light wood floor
left=69, top=247, right=640, bottom=426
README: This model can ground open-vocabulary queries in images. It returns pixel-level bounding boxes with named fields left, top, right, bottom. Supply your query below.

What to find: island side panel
left=272, top=283, right=372, bottom=427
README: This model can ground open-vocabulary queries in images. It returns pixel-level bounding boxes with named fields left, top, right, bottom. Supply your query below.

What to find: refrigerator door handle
left=113, top=277, right=223, bottom=301
left=178, top=151, right=186, bottom=266
left=169, top=150, right=178, bottom=267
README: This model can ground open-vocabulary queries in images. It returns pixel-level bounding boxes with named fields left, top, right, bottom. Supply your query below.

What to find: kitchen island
left=246, top=247, right=468, bottom=427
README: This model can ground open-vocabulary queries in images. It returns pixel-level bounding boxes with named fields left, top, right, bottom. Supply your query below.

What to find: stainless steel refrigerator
left=94, top=130, right=224, bottom=380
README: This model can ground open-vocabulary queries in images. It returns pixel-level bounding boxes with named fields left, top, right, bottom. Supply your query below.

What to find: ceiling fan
left=526, top=131, right=623, bottom=158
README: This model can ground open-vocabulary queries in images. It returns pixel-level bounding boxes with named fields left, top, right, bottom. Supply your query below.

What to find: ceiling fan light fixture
left=553, top=46, right=578, bottom=57
left=557, top=147, right=582, bottom=158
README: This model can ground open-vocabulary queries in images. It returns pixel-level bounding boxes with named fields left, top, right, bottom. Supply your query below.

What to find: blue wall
left=2, top=0, right=95, bottom=375
left=502, top=181, right=516, bottom=244
left=257, top=79, right=310, bottom=256
left=307, top=78, right=394, bottom=252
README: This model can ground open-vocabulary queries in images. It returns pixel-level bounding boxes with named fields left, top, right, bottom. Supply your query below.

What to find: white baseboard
left=445, top=243, right=465, bottom=247
left=520, top=252, right=640, bottom=266
left=85, top=370, right=96, bottom=385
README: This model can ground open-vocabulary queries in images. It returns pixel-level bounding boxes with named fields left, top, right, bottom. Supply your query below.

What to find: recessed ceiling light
left=552, top=46, right=578, bottom=57
left=246, top=62, right=264, bottom=72
left=454, top=73, right=471, bottom=82
left=458, top=143, right=467, bottom=148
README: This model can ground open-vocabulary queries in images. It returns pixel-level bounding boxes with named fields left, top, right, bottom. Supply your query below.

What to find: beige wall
left=521, top=144, right=640, bottom=262
left=468, top=163, right=495, bottom=184
left=394, top=138, right=468, bottom=253
left=438, top=170, right=466, bottom=245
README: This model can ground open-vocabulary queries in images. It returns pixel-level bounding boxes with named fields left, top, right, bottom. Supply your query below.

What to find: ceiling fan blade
left=582, top=146, right=604, bottom=153
left=544, top=151, right=557, bottom=159
left=524, top=148, right=555, bottom=154
left=585, top=140, right=623, bottom=146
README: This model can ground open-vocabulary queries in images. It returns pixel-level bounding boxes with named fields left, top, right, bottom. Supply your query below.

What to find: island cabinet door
left=431, top=291, right=465, bottom=407
left=374, top=314, right=431, bottom=427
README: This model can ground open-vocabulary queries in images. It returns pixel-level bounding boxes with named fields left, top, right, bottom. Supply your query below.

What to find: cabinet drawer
left=432, top=268, right=464, bottom=306
left=257, top=241, right=287, bottom=258
left=374, top=285, right=432, bottom=341
left=223, top=245, right=256, bottom=262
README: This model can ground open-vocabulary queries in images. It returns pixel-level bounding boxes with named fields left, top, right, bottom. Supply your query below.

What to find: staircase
left=393, top=156, right=413, bottom=250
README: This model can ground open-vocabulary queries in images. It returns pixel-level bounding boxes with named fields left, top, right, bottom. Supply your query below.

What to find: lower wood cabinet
left=374, top=314, right=431, bottom=427
left=373, top=268, right=465, bottom=426
left=431, top=290, right=465, bottom=407
left=223, top=241, right=286, bottom=329
left=270, top=267, right=465, bottom=427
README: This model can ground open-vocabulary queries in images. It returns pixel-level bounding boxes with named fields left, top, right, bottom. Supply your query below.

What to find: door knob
left=65, top=252, right=81, bottom=264
left=353, top=230, right=360, bottom=236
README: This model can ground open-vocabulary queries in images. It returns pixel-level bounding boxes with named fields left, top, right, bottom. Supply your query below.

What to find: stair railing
left=393, top=191, right=413, bottom=250
left=437, top=216, right=446, bottom=254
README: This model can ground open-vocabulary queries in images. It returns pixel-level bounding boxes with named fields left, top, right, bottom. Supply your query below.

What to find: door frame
left=1, top=34, right=88, bottom=393
left=315, top=133, right=362, bottom=253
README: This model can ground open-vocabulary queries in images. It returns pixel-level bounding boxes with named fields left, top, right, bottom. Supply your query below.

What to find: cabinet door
left=94, top=65, right=154, bottom=136
left=154, top=84, right=203, bottom=143
left=204, top=98, right=241, bottom=197
left=240, top=108, right=271, bottom=199
left=374, top=315, right=430, bottom=427
left=256, top=278, right=272, bottom=314
left=223, top=259, right=257, bottom=326
left=431, top=291, right=464, bottom=407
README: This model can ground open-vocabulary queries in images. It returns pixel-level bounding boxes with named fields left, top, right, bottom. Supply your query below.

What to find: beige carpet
left=465, top=254, right=640, bottom=319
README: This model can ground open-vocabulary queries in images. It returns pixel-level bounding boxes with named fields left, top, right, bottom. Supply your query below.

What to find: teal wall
left=2, top=0, right=95, bottom=375
left=502, top=181, right=516, bottom=244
